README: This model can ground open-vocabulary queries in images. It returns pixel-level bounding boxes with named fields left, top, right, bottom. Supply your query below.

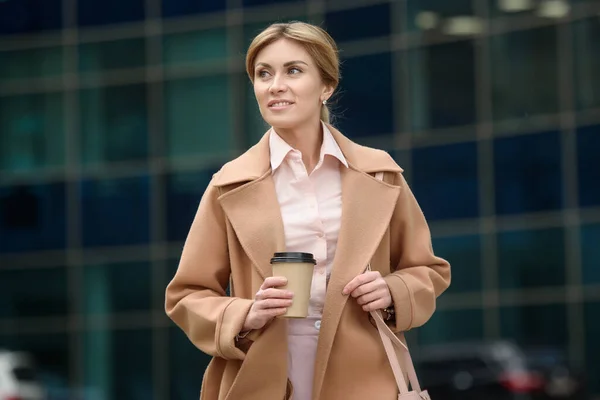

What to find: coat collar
left=213, top=123, right=403, bottom=187
left=269, top=122, right=348, bottom=172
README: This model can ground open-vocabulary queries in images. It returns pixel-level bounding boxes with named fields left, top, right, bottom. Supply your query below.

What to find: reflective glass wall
left=1, top=0, right=599, bottom=398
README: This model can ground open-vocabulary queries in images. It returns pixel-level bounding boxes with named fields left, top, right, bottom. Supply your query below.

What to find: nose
left=269, top=74, right=287, bottom=94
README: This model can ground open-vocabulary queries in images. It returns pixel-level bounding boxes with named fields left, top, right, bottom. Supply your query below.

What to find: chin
left=264, top=116, right=301, bottom=131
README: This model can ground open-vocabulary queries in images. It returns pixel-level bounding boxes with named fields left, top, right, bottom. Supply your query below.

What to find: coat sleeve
left=383, top=172, right=451, bottom=333
left=165, top=176, right=254, bottom=361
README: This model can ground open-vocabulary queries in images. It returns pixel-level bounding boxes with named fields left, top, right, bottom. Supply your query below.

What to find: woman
left=165, top=21, right=450, bottom=400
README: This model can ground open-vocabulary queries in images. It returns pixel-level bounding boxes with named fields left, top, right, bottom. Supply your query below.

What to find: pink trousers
left=287, top=317, right=321, bottom=400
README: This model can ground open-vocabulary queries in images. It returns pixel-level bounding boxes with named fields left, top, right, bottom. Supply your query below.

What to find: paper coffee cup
left=270, top=252, right=316, bottom=318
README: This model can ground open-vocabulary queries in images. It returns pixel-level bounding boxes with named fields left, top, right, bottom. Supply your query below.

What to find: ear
left=321, top=84, right=335, bottom=102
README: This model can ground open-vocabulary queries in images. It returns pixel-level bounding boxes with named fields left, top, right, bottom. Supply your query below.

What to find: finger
left=255, top=288, right=292, bottom=301
left=342, top=271, right=381, bottom=295
left=261, top=276, right=288, bottom=290
left=361, top=298, right=388, bottom=312
left=257, top=287, right=293, bottom=300
left=355, top=289, right=382, bottom=306
left=257, top=298, right=294, bottom=309
left=349, top=280, right=379, bottom=298
left=255, top=307, right=288, bottom=320
left=342, top=272, right=377, bottom=295
left=267, top=307, right=288, bottom=317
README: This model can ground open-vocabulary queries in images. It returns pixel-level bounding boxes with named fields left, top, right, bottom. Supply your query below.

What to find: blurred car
left=414, top=340, right=586, bottom=400
left=522, top=347, right=587, bottom=400
left=0, top=350, right=45, bottom=400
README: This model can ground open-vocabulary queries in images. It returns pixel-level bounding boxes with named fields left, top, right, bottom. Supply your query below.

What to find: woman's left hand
left=342, top=271, right=393, bottom=312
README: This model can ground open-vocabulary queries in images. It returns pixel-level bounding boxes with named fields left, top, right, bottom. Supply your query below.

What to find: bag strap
left=370, top=309, right=423, bottom=393
left=371, top=171, right=423, bottom=395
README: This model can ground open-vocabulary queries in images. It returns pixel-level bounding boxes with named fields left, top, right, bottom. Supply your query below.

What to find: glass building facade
left=0, top=0, right=599, bottom=398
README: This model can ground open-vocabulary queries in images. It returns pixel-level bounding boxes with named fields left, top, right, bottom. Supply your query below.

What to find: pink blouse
left=269, top=122, right=347, bottom=316
left=269, top=122, right=348, bottom=399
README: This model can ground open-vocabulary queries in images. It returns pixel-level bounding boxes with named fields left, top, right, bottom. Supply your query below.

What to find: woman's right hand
left=241, top=276, right=294, bottom=332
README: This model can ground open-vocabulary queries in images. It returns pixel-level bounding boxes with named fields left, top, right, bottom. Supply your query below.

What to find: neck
left=275, top=119, right=323, bottom=173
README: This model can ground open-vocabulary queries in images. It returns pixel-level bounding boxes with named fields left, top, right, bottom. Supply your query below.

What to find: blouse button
left=314, top=320, right=321, bottom=330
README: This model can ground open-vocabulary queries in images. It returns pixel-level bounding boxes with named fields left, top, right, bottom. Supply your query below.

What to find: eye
left=288, top=67, right=302, bottom=75
left=257, top=69, right=270, bottom=78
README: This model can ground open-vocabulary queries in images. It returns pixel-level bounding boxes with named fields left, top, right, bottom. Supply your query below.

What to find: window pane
left=81, top=176, right=150, bottom=247
left=409, top=41, right=476, bottom=130
left=406, top=0, right=473, bottom=32
left=166, top=169, right=220, bottom=242
left=573, top=17, right=600, bottom=110
left=80, top=84, right=148, bottom=165
left=412, top=142, right=479, bottom=220
left=83, top=262, right=151, bottom=314
left=418, top=309, right=484, bottom=345
left=79, top=39, right=146, bottom=73
left=0, top=0, right=62, bottom=35
left=491, top=27, right=559, bottom=121
left=0, top=47, right=63, bottom=82
left=577, top=125, right=600, bottom=208
left=497, top=228, right=565, bottom=289
left=244, top=22, right=269, bottom=49
left=581, top=223, right=600, bottom=285
left=391, top=150, right=410, bottom=170
left=169, top=327, right=211, bottom=400
left=325, top=4, right=391, bottom=42
left=84, top=329, right=153, bottom=400
left=162, top=0, right=226, bottom=18
left=0, top=182, right=67, bottom=253
left=163, top=29, right=228, bottom=66
left=164, top=258, right=179, bottom=290
left=0, top=92, right=65, bottom=172
left=337, top=53, right=393, bottom=138
left=432, top=235, right=481, bottom=293
left=243, top=0, right=302, bottom=7
left=165, top=75, right=232, bottom=160
left=0, top=267, right=67, bottom=318
left=500, top=304, right=568, bottom=350
left=78, top=0, right=145, bottom=27
left=0, top=333, right=70, bottom=396
left=494, top=131, right=562, bottom=214
left=584, top=301, right=600, bottom=395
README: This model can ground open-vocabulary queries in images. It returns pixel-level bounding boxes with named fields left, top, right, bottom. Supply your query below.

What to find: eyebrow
left=255, top=60, right=309, bottom=68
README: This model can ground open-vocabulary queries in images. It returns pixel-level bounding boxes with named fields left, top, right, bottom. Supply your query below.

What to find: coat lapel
left=311, top=166, right=401, bottom=400
left=213, top=132, right=286, bottom=280
left=218, top=171, right=286, bottom=280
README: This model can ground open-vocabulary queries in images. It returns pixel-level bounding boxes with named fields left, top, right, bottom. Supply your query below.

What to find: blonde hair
left=246, top=21, right=340, bottom=124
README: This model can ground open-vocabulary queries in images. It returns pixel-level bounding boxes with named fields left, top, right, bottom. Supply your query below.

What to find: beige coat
left=165, top=125, right=451, bottom=400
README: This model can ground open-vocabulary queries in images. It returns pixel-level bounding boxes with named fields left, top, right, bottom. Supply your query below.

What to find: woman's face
left=253, top=38, right=332, bottom=131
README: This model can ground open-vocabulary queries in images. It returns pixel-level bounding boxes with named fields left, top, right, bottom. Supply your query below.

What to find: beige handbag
left=371, top=171, right=431, bottom=400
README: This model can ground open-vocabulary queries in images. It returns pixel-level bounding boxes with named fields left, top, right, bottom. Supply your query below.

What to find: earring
left=322, top=99, right=327, bottom=105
